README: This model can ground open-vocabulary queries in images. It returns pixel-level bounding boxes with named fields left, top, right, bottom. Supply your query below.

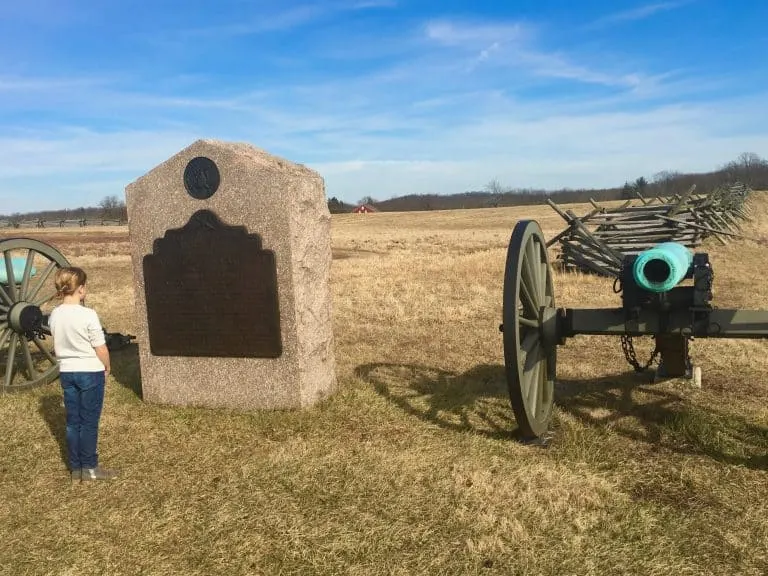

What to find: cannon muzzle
left=632, top=242, right=693, bottom=293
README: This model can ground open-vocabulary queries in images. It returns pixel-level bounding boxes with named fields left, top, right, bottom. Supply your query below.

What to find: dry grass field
left=1, top=194, right=767, bottom=575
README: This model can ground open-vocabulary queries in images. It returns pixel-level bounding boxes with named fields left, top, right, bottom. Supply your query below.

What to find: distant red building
left=352, top=204, right=378, bottom=214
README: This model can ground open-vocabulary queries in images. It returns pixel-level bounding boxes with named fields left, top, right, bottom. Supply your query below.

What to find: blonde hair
left=55, top=267, right=87, bottom=298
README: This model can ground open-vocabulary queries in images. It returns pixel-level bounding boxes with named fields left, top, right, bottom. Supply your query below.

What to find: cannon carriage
left=0, top=238, right=134, bottom=392
left=500, top=219, right=768, bottom=440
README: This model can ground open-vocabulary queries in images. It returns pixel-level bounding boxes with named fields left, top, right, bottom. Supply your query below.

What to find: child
left=49, top=266, right=118, bottom=482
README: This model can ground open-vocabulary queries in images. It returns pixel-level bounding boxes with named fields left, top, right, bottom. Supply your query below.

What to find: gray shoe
left=81, top=467, right=119, bottom=481
left=70, top=469, right=81, bottom=481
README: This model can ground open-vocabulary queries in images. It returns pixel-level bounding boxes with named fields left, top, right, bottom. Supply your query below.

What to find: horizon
left=2, top=0, right=767, bottom=213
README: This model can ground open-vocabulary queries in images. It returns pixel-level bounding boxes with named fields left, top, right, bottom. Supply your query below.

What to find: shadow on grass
left=357, top=362, right=767, bottom=469
left=355, top=363, right=521, bottom=441
left=38, top=393, right=68, bottom=468
left=109, top=343, right=143, bottom=399
left=556, top=373, right=768, bottom=470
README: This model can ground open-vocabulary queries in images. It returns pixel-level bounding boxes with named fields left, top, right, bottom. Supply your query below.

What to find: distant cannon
left=1, top=238, right=135, bottom=392
left=499, top=220, right=768, bottom=440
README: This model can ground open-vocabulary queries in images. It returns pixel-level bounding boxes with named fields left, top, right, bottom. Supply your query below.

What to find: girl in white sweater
left=49, top=267, right=117, bottom=482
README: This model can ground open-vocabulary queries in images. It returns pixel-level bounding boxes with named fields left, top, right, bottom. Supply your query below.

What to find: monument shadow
left=356, top=362, right=767, bottom=469
left=109, top=342, right=143, bottom=399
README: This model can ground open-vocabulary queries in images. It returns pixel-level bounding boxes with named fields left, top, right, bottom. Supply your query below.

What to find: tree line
left=3, top=152, right=767, bottom=221
left=332, top=152, right=768, bottom=213
left=1, top=195, right=127, bottom=225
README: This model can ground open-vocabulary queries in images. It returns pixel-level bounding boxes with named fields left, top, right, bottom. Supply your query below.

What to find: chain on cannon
left=498, top=219, right=768, bottom=441
left=0, top=238, right=135, bottom=393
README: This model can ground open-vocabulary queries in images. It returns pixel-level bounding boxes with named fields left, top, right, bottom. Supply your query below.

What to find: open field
left=1, top=196, right=767, bottom=575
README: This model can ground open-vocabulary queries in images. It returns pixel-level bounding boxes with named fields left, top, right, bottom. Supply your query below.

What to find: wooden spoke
left=521, top=330, right=538, bottom=355
left=537, top=249, right=548, bottom=304
left=4, top=333, right=18, bottom=389
left=0, top=283, right=12, bottom=307
left=33, top=336, right=57, bottom=365
left=26, top=261, right=57, bottom=303
left=526, top=238, right=543, bottom=301
left=535, top=360, right=547, bottom=417
left=519, top=278, right=538, bottom=318
left=19, top=249, right=36, bottom=300
left=527, top=355, right=541, bottom=417
left=19, top=335, right=38, bottom=379
left=521, top=247, right=541, bottom=309
left=3, top=251, right=17, bottom=301
left=33, top=291, right=57, bottom=308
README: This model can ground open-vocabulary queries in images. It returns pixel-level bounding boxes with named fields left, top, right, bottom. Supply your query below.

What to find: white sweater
left=49, top=304, right=106, bottom=372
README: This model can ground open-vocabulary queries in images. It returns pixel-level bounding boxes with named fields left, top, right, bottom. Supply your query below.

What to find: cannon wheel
left=502, top=220, right=557, bottom=439
left=0, top=238, right=70, bottom=392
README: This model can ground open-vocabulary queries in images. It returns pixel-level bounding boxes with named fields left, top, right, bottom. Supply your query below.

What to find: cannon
left=1, top=238, right=134, bottom=392
left=499, top=220, right=768, bottom=440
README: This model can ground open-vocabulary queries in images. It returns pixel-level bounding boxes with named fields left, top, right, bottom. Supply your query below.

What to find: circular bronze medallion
left=183, top=156, right=220, bottom=199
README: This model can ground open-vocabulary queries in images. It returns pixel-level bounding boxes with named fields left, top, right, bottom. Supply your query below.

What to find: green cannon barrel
left=0, top=257, right=36, bottom=284
left=632, top=242, right=693, bottom=293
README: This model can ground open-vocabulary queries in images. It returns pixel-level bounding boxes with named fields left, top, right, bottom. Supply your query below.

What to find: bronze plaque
left=142, top=210, right=282, bottom=357
left=183, top=156, right=220, bottom=199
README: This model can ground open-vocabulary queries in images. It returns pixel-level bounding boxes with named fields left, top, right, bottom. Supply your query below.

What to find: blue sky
left=1, top=0, right=767, bottom=213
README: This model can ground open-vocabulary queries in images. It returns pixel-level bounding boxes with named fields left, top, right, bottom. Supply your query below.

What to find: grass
left=1, top=195, right=767, bottom=575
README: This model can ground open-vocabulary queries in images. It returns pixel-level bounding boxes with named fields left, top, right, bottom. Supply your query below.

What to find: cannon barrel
left=0, top=257, right=37, bottom=284
left=632, top=242, right=693, bottom=293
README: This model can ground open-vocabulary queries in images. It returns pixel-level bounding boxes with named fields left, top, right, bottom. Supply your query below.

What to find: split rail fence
left=546, top=182, right=753, bottom=276
left=0, top=218, right=126, bottom=229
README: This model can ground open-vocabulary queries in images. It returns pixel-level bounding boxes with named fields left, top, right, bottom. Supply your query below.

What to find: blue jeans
left=60, top=371, right=105, bottom=470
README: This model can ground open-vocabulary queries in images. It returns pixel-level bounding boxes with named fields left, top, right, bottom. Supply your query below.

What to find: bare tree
left=721, top=152, right=768, bottom=186
left=357, top=195, right=378, bottom=206
left=484, top=178, right=507, bottom=207
left=98, top=194, right=126, bottom=221
left=653, top=170, right=682, bottom=197
left=484, top=178, right=506, bottom=195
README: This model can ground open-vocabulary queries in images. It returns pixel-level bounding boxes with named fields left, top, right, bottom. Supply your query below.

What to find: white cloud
left=587, top=1, right=693, bottom=29
left=425, top=20, right=530, bottom=46
left=157, top=0, right=398, bottom=40
left=422, top=19, right=660, bottom=89
left=0, top=75, right=111, bottom=92
left=0, top=128, right=199, bottom=178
